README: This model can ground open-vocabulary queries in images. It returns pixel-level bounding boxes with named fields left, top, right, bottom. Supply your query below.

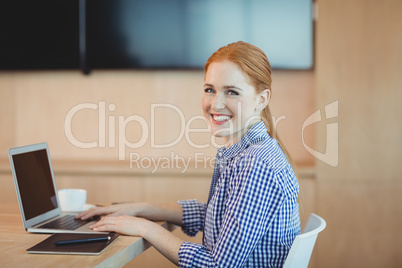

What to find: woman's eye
left=204, top=88, right=214, bottom=93
left=227, top=90, right=239, bottom=96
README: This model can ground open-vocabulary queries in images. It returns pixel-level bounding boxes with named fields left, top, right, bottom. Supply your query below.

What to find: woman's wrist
left=139, top=219, right=157, bottom=237
left=132, top=202, right=183, bottom=226
left=139, top=219, right=183, bottom=266
left=136, top=217, right=157, bottom=238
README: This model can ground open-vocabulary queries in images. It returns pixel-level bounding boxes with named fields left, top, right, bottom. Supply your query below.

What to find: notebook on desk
left=26, top=232, right=120, bottom=255
left=8, top=142, right=101, bottom=234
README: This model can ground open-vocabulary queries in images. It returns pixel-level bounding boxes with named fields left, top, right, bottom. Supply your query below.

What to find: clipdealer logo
left=302, top=101, right=339, bottom=167
left=64, top=100, right=339, bottom=169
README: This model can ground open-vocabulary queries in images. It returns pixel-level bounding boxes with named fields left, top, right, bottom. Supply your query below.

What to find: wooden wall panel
left=0, top=69, right=315, bottom=166
left=54, top=175, right=146, bottom=205
left=317, top=181, right=402, bottom=267
left=316, top=0, right=402, bottom=267
left=0, top=79, right=16, bottom=151
left=316, top=0, right=402, bottom=181
left=0, top=173, right=17, bottom=205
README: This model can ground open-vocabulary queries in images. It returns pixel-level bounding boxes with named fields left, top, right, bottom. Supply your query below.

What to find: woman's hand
left=89, top=214, right=184, bottom=266
left=83, top=205, right=184, bottom=266
left=89, top=215, right=150, bottom=236
left=75, top=203, right=139, bottom=220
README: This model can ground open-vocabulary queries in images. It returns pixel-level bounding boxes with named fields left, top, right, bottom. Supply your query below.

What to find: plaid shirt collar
left=217, top=121, right=269, bottom=160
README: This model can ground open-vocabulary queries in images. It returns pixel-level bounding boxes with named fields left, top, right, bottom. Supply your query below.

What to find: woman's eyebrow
left=204, top=84, right=243, bottom=92
left=224, top=85, right=243, bottom=92
left=204, top=83, right=214, bottom=88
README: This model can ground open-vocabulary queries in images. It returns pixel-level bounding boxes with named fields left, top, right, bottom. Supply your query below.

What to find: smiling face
left=202, top=60, right=268, bottom=147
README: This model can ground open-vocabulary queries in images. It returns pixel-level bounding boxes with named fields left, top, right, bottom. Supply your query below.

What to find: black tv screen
left=0, top=0, right=313, bottom=72
left=0, top=1, right=79, bottom=70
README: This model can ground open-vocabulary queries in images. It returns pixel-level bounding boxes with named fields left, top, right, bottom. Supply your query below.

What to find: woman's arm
left=76, top=202, right=183, bottom=226
left=136, top=202, right=183, bottom=226
left=80, top=200, right=207, bottom=266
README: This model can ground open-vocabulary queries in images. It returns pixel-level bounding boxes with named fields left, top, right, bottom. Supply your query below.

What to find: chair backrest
left=283, top=213, right=326, bottom=268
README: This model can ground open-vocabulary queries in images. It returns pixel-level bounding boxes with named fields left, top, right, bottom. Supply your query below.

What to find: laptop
left=8, top=142, right=101, bottom=234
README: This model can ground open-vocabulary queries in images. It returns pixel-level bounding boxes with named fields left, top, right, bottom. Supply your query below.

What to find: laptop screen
left=12, top=149, right=58, bottom=220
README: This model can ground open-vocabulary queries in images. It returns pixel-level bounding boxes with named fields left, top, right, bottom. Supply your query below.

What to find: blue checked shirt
left=178, top=121, right=301, bottom=267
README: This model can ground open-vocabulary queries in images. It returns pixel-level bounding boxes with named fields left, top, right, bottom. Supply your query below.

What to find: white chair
left=283, top=213, right=326, bottom=268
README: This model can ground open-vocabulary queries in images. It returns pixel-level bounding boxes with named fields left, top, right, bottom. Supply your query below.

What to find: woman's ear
left=257, top=89, right=271, bottom=110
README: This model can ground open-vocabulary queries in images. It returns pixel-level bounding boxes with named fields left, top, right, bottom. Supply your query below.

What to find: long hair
left=204, top=41, right=293, bottom=165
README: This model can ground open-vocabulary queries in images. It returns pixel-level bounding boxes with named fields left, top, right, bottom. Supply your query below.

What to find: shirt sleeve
left=177, top=199, right=207, bottom=237
left=178, top=156, right=286, bottom=267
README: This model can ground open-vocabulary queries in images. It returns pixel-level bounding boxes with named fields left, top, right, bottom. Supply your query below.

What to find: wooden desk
left=0, top=203, right=176, bottom=268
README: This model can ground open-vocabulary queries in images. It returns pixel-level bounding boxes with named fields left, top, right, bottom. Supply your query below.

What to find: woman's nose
left=212, top=93, right=225, bottom=110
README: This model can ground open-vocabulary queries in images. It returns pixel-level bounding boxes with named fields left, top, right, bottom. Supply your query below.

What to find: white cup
left=58, top=188, right=87, bottom=212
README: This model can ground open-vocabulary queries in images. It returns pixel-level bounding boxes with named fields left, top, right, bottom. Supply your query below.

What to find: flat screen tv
left=0, top=0, right=313, bottom=73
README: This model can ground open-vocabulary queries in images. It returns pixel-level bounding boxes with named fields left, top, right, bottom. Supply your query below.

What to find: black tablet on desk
left=27, top=233, right=120, bottom=255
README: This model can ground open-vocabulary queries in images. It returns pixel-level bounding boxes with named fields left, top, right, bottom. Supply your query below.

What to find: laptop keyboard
left=38, top=215, right=90, bottom=230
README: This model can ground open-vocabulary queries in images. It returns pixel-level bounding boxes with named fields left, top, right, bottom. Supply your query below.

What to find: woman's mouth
left=211, top=114, right=232, bottom=125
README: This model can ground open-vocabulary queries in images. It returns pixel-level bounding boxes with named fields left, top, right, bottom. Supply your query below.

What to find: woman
left=77, top=41, right=300, bottom=267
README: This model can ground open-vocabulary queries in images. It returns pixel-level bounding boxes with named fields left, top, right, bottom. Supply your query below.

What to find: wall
left=315, top=0, right=402, bottom=267
left=0, top=70, right=315, bottom=165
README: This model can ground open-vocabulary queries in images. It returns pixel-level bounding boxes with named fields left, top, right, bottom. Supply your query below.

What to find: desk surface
left=0, top=203, right=175, bottom=268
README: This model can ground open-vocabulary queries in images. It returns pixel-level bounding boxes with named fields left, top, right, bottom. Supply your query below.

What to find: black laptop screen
left=12, top=149, right=58, bottom=220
